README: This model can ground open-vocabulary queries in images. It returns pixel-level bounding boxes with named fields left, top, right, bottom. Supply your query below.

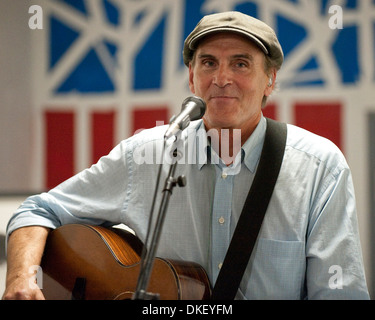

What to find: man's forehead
left=196, top=52, right=255, bottom=62
left=194, top=32, right=264, bottom=57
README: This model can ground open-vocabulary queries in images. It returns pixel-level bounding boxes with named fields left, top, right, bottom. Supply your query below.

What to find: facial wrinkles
left=197, top=53, right=257, bottom=102
left=190, top=34, right=267, bottom=131
left=208, top=85, right=241, bottom=100
left=196, top=67, right=237, bottom=104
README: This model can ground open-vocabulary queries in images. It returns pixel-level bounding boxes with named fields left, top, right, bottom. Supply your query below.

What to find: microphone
left=164, top=96, right=206, bottom=139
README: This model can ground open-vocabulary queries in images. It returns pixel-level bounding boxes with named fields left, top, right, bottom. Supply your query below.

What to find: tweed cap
left=183, top=11, right=284, bottom=69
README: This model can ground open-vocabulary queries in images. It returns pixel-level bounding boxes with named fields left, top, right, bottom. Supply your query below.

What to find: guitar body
left=41, top=224, right=211, bottom=300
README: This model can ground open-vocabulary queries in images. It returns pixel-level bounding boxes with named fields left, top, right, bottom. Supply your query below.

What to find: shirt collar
left=192, top=115, right=267, bottom=173
left=241, top=115, right=267, bottom=173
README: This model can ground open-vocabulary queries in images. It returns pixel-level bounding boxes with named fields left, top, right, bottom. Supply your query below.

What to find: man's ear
left=188, top=63, right=196, bottom=94
left=264, top=69, right=276, bottom=97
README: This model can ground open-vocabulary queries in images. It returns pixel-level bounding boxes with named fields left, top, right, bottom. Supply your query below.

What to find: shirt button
left=221, top=172, right=227, bottom=179
left=218, top=216, right=225, bottom=224
left=218, top=263, right=223, bottom=269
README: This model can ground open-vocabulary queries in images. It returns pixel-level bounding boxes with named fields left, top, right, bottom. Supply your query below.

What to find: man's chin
left=203, top=116, right=238, bottom=130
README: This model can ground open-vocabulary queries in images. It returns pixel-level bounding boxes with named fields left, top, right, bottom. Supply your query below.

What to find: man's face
left=189, top=33, right=274, bottom=132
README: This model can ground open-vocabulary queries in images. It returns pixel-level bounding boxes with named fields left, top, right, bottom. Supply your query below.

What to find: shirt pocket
left=240, top=238, right=306, bottom=299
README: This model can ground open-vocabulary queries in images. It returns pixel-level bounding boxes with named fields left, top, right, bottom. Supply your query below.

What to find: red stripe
left=263, top=103, right=277, bottom=120
left=294, top=102, right=342, bottom=150
left=92, top=110, right=115, bottom=164
left=132, top=107, right=169, bottom=134
left=45, top=110, right=75, bottom=189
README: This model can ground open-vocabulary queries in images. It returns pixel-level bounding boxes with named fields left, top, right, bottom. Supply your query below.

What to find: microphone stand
left=132, top=146, right=186, bottom=300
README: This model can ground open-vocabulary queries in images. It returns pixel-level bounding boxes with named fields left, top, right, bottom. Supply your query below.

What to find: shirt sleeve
left=305, top=165, right=369, bottom=299
left=6, top=139, right=131, bottom=240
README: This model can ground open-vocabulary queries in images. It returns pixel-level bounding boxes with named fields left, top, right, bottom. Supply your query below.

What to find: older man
left=3, top=11, right=369, bottom=300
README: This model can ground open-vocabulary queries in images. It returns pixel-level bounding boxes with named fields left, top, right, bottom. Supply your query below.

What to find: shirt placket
left=211, top=166, right=233, bottom=285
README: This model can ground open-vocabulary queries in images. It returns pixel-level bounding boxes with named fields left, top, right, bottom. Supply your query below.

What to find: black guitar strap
left=211, top=118, right=287, bottom=300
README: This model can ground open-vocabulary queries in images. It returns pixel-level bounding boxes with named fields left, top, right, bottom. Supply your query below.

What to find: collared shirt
left=7, top=116, right=370, bottom=299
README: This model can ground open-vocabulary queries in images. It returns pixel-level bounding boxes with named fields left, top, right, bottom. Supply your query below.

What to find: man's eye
left=203, top=60, right=215, bottom=67
left=236, top=61, right=247, bottom=68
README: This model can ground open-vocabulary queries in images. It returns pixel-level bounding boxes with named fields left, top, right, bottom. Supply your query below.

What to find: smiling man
left=3, top=11, right=369, bottom=300
left=189, top=32, right=275, bottom=162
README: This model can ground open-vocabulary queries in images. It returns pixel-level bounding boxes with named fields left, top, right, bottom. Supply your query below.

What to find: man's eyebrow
left=232, top=53, right=254, bottom=61
left=197, top=53, right=216, bottom=60
left=196, top=53, right=254, bottom=61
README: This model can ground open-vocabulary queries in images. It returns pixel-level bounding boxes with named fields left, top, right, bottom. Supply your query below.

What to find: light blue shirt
left=7, top=116, right=370, bottom=299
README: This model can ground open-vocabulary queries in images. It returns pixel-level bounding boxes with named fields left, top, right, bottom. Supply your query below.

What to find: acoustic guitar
left=41, top=224, right=211, bottom=300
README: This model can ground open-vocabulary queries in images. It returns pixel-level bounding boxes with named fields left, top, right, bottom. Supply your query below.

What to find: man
left=3, top=11, right=369, bottom=299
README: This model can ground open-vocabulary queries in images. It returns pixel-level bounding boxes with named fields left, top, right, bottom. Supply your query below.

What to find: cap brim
left=189, top=27, right=269, bottom=55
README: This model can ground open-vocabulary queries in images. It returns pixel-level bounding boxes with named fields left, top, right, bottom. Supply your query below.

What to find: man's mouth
left=210, top=96, right=236, bottom=100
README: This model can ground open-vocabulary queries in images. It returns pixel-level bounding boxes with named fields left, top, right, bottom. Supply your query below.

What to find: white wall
left=0, top=0, right=33, bottom=193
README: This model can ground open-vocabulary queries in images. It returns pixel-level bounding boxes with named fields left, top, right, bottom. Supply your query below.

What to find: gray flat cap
left=183, top=11, right=284, bottom=69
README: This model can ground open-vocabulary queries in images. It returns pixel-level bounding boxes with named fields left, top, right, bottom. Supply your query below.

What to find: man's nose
left=212, top=64, right=232, bottom=88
